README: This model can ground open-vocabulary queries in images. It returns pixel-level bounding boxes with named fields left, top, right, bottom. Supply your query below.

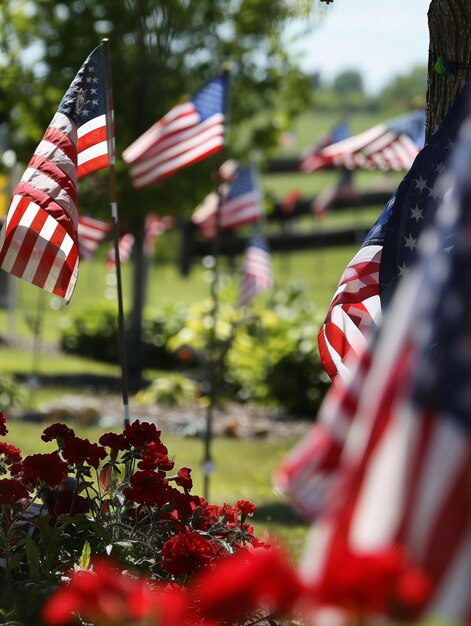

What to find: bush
left=60, top=302, right=188, bottom=369
left=0, top=374, right=28, bottom=411
left=135, top=373, right=198, bottom=406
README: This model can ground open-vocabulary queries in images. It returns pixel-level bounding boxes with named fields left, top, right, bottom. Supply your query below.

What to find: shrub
left=135, top=373, right=198, bottom=406
left=0, top=374, right=28, bottom=411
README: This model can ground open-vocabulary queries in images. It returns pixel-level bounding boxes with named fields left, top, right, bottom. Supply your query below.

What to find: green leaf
left=79, top=540, right=91, bottom=570
left=24, top=534, right=40, bottom=580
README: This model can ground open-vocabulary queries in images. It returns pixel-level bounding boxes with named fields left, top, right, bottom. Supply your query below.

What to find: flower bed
left=0, top=411, right=269, bottom=623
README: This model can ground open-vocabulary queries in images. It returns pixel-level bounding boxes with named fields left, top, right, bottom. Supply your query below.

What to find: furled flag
left=122, top=72, right=228, bottom=188
left=192, top=165, right=263, bottom=240
left=0, top=45, right=111, bottom=301
left=300, top=120, right=351, bottom=172
left=318, top=85, right=467, bottom=381
left=77, top=215, right=110, bottom=260
left=106, top=233, right=134, bottom=269
left=283, top=112, right=471, bottom=626
left=239, top=231, right=274, bottom=307
left=302, top=109, right=425, bottom=173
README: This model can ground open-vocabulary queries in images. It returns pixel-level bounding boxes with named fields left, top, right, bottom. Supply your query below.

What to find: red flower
left=62, top=437, right=107, bottom=469
left=124, top=470, right=170, bottom=506
left=161, top=531, right=218, bottom=577
left=312, top=544, right=431, bottom=618
left=0, top=478, right=29, bottom=504
left=236, top=499, right=256, bottom=517
left=41, top=423, right=75, bottom=443
left=22, top=453, right=68, bottom=488
left=0, top=441, right=22, bottom=465
left=0, top=412, right=7, bottom=436
left=98, top=431, right=128, bottom=451
left=42, top=559, right=168, bottom=626
left=123, top=420, right=161, bottom=448
left=173, top=467, right=193, bottom=492
left=137, top=440, right=174, bottom=471
left=189, top=544, right=304, bottom=623
left=220, top=503, right=238, bottom=523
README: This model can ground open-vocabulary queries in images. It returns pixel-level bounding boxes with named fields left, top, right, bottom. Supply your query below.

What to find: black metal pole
left=102, top=38, right=131, bottom=427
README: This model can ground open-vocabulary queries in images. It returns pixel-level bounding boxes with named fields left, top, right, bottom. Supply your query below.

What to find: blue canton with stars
left=411, top=117, right=471, bottom=429
left=191, top=73, right=228, bottom=122
left=58, top=45, right=106, bottom=128
left=360, top=83, right=467, bottom=312
left=226, top=165, right=259, bottom=202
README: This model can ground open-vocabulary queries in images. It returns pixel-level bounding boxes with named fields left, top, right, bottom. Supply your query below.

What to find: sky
left=286, top=0, right=430, bottom=94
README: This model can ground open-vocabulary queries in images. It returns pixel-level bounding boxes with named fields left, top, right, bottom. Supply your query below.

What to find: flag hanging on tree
left=280, top=111, right=471, bottom=626
left=301, top=109, right=425, bottom=173
left=0, top=44, right=111, bottom=301
left=77, top=215, right=110, bottom=260
left=317, top=84, right=467, bottom=381
left=192, top=164, right=263, bottom=240
left=122, top=72, right=228, bottom=188
left=239, top=231, right=273, bottom=307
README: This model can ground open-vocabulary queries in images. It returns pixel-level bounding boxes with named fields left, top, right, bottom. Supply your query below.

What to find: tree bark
left=426, top=0, right=471, bottom=137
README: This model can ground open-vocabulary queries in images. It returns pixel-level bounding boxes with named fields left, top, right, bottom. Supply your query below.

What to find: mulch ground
left=20, top=393, right=315, bottom=441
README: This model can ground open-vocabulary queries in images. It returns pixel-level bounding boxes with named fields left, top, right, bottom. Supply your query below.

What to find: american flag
left=287, top=114, right=471, bottom=625
left=122, top=73, right=228, bottom=188
left=239, top=231, right=273, bottom=307
left=192, top=165, right=263, bottom=240
left=302, top=110, right=425, bottom=173
left=300, top=120, right=351, bottom=173
left=144, top=212, right=174, bottom=256
left=106, top=233, right=134, bottom=269
left=0, top=45, right=110, bottom=301
left=77, top=215, right=110, bottom=260
left=318, top=87, right=467, bottom=381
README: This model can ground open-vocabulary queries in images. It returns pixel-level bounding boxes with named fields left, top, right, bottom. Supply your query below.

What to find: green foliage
left=60, top=301, right=188, bottom=369
left=59, top=302, right=119, bottom=363
left=168, top=281, right=331, bottom=416
left=135, top=373, right=198, bottom=407
left=0, top=374, right=28, bottom=411
left=0, top=0, right=315, bottom=217
left=226, top=282, right=331, bottom=414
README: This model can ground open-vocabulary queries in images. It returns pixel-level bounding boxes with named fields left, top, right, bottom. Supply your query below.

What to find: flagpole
left=102, top=38, right=131, bottom=428
left=202, top=64, right=231, bottom=501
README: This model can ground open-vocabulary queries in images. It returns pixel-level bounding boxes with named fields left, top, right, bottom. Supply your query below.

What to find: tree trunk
left=426, top=0, right=471, bottom=137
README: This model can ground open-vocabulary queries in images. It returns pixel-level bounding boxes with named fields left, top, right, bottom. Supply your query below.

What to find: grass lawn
left=5, top=420, right=310, bottom=559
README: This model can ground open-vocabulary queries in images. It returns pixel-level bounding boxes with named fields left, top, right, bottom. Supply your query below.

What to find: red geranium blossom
left=42, top=559, right=170, bottom=626
left=0, top=477, right=29, bottom=504
left=173, top=467, right=193, bottom=492
left=0, top=441, right=22, bottom=465
left=21, top=453, right=68, bottom=488
left=236, top=499, right=256, bottom=517
left=124, top=469, right=170, bottom=506
left=41, top=423, right=75, bottom=443
left=62, top=437, right=107, bottom=469
left=123, top=420, right=161, bottom=448
left=161, top=530, right=218, bottom=577
left=189, top=544, right=305, bottom=623
left=312, top=545, right=432, bottom=619
left=0, top=412, right=7, bottom=436
left=98, top=431, right=128, bottom=451
left=137, top=440, right=174, bottom=471
left=220, top=503, right=238, bottom=523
